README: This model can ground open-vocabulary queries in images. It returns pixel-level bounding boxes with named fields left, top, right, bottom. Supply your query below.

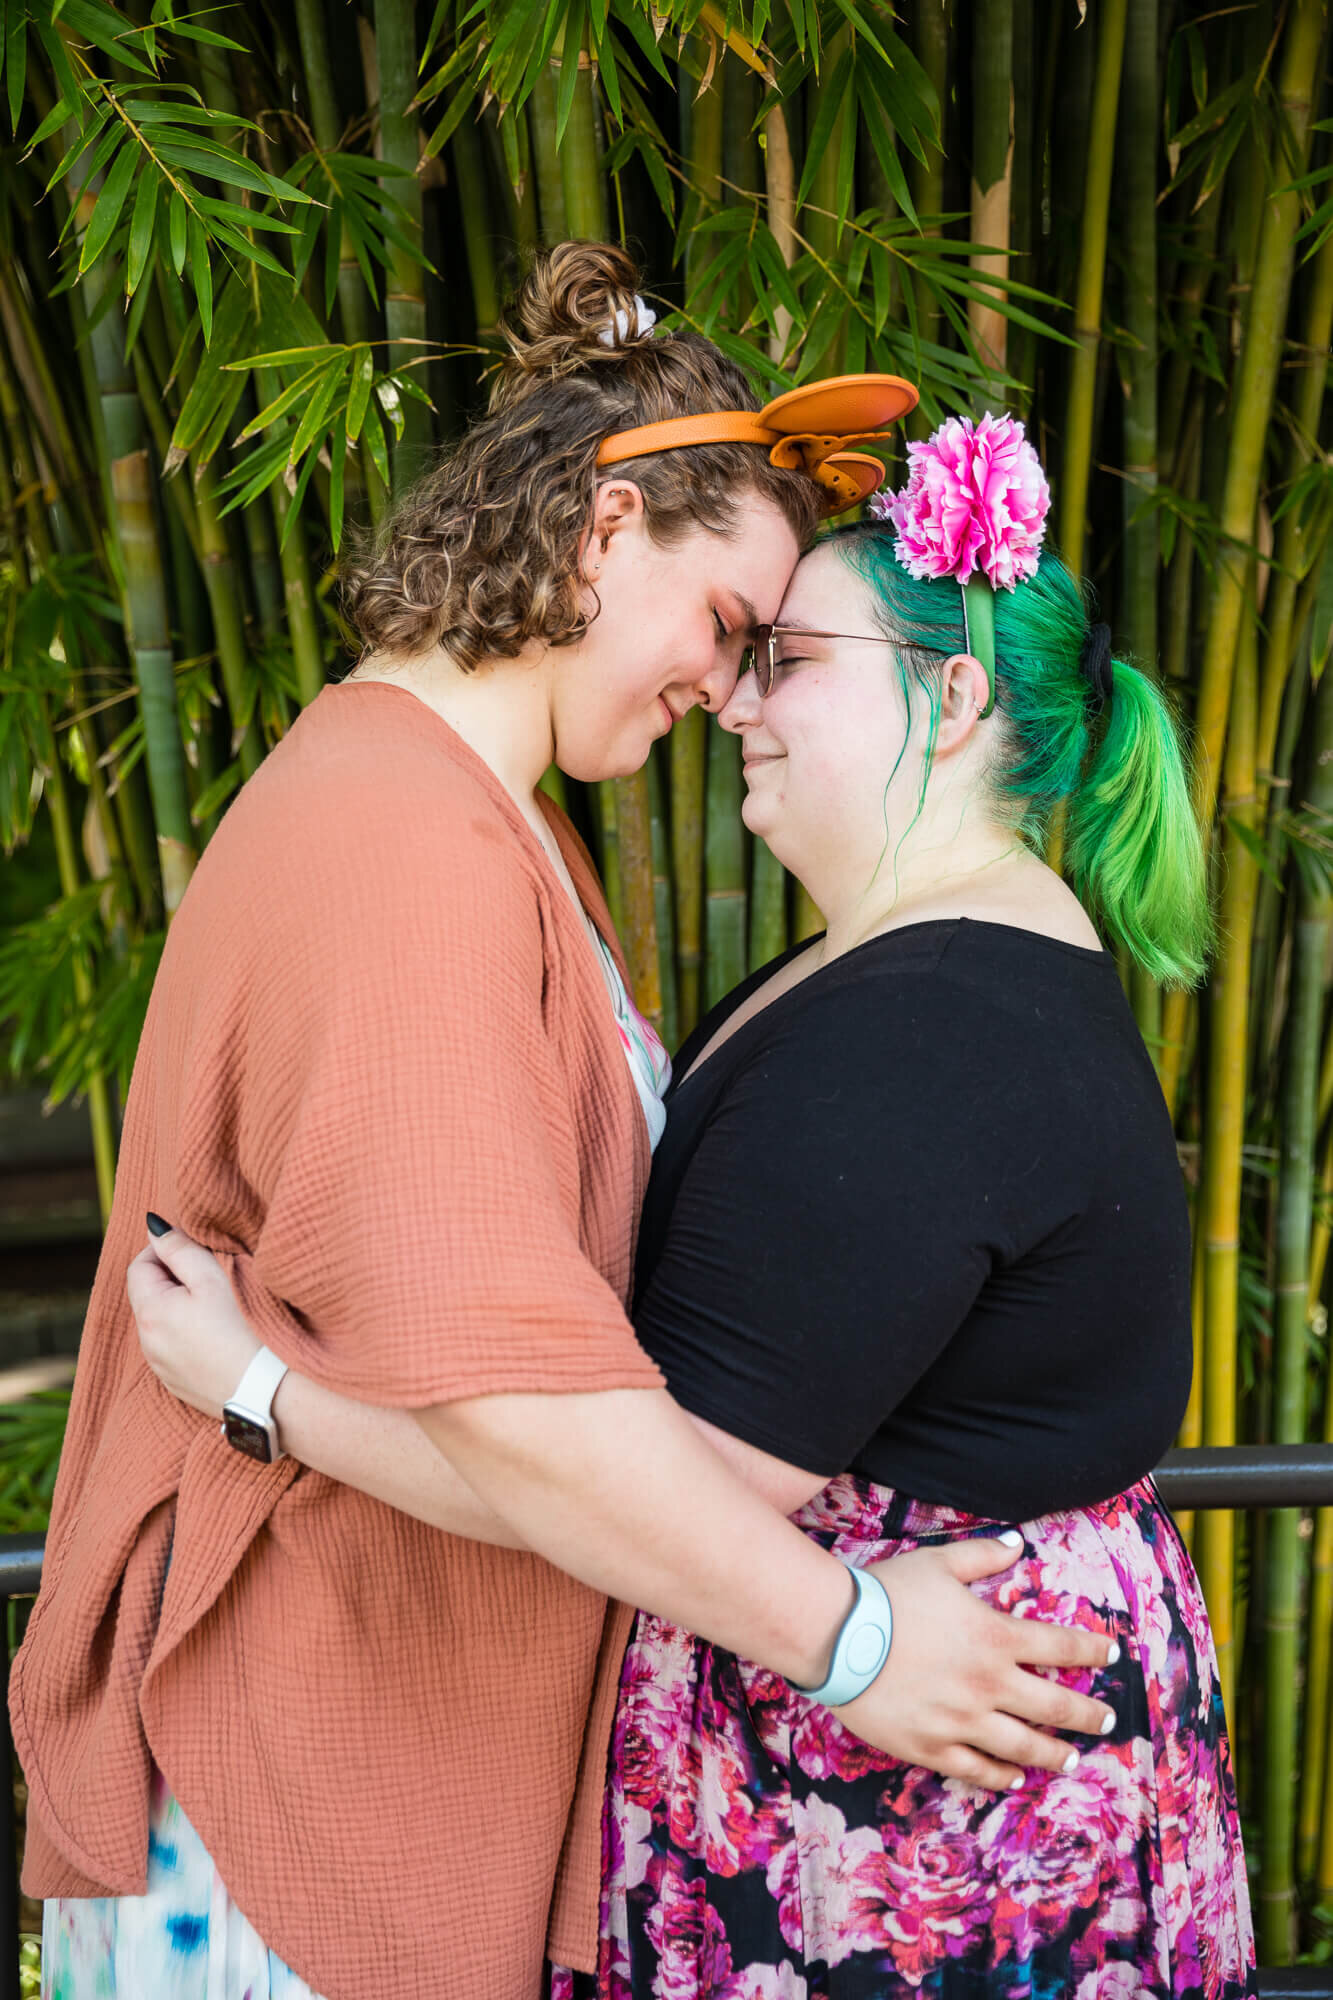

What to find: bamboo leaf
left=187, top=207, right=212, bottom=344
left=153, top=139, right=312, bottom=204
left=555, top=0, right=588, bottom=147
left=27, top=93, right=76, bottom=148
left=359, top=394, right=391, bottom=494
left=126, top=161, right=158, bottom=292
left=236, top=359, right=333, bottom=439
left=190, top=758, right=241, bottom=824
left=329, top=422, right=347, bottom=550
left=795, top=46, right=852, bottom=211
left=345, top=343, right=374, bottom=440
left=78, top=138, right=137, bottom=275
left=168, top=186, right=187, bottom=272
left=5, top=0, right=26, bottom=137
left=288, top=355, right=347, bottom=464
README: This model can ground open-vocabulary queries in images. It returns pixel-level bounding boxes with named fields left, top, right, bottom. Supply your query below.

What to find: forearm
left=271, top=1372, right=527, bottom=1548
left=419, top=1388, right=853, bottom=1686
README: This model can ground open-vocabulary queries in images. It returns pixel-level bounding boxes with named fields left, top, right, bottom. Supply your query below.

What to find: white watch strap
left=230, top=1344, right=289, bottom=1418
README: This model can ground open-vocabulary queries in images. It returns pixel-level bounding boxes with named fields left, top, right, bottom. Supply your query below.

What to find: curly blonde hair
left=339, top=241, right=820, bottom=668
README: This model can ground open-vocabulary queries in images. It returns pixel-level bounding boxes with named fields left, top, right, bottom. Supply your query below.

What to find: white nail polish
left=998, top=1529, right=1023, bottom=1548
left=1100, top=1711, right=1116, bottom=1736
left=1106, top=1641, right=1121, bottom=1666
left=1063, top=1749, right=1080, bottom=1773
left=1009, top=1773, right=1025, bottom=1791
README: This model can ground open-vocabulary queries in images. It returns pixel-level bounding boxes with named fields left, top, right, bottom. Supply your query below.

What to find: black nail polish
left=146, top=1212, right=172, bottom=1237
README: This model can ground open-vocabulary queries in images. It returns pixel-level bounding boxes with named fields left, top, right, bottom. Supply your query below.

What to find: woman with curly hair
left=15, top=246, right=1115, bottom=2000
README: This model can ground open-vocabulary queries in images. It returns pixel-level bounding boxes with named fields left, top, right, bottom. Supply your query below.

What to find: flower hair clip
left=869, top=412, right=1050, bottom=718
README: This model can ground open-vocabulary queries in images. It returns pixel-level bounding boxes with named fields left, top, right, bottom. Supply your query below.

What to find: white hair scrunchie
left=598, top=294, right=657, bottom=348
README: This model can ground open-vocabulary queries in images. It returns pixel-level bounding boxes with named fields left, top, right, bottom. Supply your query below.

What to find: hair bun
left=499, top=240, right=652, bottom=384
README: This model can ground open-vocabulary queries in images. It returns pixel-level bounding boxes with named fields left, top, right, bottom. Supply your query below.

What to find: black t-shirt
left=632, top=917, right=1192, bottom=1522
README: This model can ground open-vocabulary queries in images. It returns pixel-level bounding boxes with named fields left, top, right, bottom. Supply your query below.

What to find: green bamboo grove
left=2, top=0, right=1333, bottom=1965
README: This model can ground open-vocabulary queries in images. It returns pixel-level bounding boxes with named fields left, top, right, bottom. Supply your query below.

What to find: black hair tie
left=1080, top=622, right=1114, bottom=711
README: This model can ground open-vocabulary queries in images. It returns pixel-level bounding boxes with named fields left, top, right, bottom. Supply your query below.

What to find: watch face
left=223, top=1410, right=275, bottom=1463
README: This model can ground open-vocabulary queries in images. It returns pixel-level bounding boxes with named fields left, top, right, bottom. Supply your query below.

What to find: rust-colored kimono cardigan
left=10, top=681, right=664, bottom=1998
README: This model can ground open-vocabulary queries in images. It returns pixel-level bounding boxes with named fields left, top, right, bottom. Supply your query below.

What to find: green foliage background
left=2, top=0, right=1333, bottom=1963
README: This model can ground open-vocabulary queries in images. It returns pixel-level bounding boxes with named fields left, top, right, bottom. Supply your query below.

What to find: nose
left=693, top=650, right=743, bottom=715
left=717, top=664, right=763, bottom=734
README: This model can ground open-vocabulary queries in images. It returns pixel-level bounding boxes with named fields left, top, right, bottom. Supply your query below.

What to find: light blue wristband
left=791, top=1562, right=893, bottom=1707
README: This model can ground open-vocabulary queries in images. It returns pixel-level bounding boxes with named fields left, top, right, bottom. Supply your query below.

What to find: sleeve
left=633, top=979, right=1028, bottom=1474
left=221, top=788, right=664, bottom=1409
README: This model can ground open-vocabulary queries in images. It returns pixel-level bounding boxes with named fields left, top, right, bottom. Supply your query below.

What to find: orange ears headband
left=596, top=373, right=920, bottom=518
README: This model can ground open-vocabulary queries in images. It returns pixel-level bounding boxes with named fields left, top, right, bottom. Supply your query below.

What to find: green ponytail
left=831, top=528, right=1213, bottom=989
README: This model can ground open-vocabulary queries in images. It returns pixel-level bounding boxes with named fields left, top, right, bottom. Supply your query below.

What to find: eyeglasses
left=741, top=623, right=893, bottom=698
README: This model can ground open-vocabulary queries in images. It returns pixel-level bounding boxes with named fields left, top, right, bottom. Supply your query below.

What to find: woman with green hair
left=130, top=413, right=1251, bottom=1998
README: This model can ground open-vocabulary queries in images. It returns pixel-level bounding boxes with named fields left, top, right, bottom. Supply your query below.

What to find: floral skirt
left=551, top=1475, right=1256, bottom=2000
left=42, top=1767, right=325, bottom=1999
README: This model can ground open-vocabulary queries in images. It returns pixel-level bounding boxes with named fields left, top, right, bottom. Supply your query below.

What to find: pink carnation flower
left=870, top=412, right=1050, bottom=591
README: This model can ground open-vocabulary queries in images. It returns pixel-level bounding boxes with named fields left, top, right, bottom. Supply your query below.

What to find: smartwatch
left=790, top=1561, right=893, bottom=1708
left=221, top=1346, right=289, bottom=1464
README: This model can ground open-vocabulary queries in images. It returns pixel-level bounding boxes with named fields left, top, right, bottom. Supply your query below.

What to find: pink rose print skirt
left=551, top=1475, right=1255, bottom=1999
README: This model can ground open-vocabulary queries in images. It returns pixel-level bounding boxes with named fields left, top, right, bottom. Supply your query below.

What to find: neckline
left=674, top=914, right=1111, bottom=1094
left=326, top=678, right=619, bottom=958
left=325, top=678, right=650, bottom=1177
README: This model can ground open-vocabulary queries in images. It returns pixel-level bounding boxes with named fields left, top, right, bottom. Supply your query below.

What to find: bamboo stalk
left=558, top=20, right=609, bottom=241
left=612, top=770, right=664, bottom=1036
left=372, top=0, right=432, bottom=490
left=671, top=706, right=707, bottom=1041
left=1304, top=1289, right=1333, bottom=1888
left=749, top=836, right=787, bottom=973
left=90, top=359, right=195, bottom=906
left=762, top=102, right=797, bottom=360
left=594, top=780, right=624, bottom=936
left=1260, top=666, right=1333, bottom=1958
left=969, top=0, right=1013, bottom=377
left=1059, top=0, right=1127, bottom=576
left=1258, top=231, right=1333, bottom=794
left=805, top=29, right=851, bottom=376
left=453, top=116, right=503, bottom=336
left=528, top=67, right=569, bottom=241
left=705, top=723, right=746, bottom=1010
left=684, top=58, right=724, bottom=292
left=1191, top=0, right=1326, bottom=825
left=1197, top=577, right=1261, bottom=1727
left=908, top=0, right=950, bottom=420
left=291, top=0, right=374, bottom=352
left=647, top=747, right=678, bottom=1052
left=1120, top=0, right=1160, bottom=1058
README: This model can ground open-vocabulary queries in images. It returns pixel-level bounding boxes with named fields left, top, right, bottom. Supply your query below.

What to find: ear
left=935, top=652, right=992, bottom=755
left=579, top=480, right=646, bottom=579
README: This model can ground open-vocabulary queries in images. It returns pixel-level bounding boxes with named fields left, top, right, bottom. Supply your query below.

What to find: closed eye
left=713, top=610, right=730, bottom=641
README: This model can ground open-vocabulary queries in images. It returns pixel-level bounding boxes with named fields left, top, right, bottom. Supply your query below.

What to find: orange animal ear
left=759, top=375, right=919, bottom=517
left=756, top=373, right=918, bottom=438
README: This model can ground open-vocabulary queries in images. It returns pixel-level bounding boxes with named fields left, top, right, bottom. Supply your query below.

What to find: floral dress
left=552, top=1475, right=1255, bottom=2000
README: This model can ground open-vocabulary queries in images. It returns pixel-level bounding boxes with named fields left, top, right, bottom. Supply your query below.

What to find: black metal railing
left=3, top=1456, right=1333, bottom=2000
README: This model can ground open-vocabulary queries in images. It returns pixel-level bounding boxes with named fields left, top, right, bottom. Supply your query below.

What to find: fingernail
left=1009, top=1773, right=1025, bottom=1791
left=146, top=1212, right=171, bottom=1238
left=1106, top=1641, right=1121, bottom=1666
left=1063, top=1750, right=1080, bottom=1773
left=1100, top=1711, right=1116, bottom=1736
left=998, top=1529, right=1023, bottom=1548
